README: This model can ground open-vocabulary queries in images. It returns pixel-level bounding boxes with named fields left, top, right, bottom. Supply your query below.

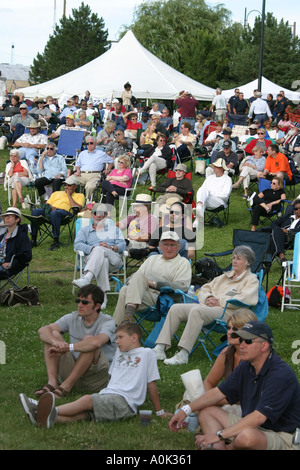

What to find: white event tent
left=223, top=76, right=300, bottom=102
left=16, top=30, right=215, bottom=102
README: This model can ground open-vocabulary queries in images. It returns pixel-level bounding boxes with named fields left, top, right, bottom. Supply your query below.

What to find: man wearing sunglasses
left=74, top=136, right=114, bottom=201
left=154, top=163, right=194, bottom=205
left=72, top=203, right=126, bottom=307
left=34, top=284, right=116, bottom=399
left=170, top=321, right=300, bottom=450
left=34, top=143, right=68, bottom=199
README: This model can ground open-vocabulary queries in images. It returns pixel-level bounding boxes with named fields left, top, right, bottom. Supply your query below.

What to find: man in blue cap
left=169, top=321, right=300, bottom=450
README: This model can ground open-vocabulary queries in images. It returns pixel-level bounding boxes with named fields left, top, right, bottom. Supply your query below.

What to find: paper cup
left=180, top=369, right=205, bottom=401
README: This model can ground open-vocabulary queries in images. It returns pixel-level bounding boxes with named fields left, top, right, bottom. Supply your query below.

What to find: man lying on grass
left=19, top=323, right=171, bottom=428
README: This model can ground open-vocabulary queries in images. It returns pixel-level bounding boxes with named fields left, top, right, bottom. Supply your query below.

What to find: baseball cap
left=232, top=321, right=274, bottom=344
left=160, top=231, right=179, bottom=242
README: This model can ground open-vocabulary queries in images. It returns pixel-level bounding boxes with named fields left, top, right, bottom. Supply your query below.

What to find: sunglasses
left=238, top=337, right=263, bottom=345
left=170, top=210, right=181, bottom=215
left=226, top=325, right=238, bottom=331
left=75, top=298, right=93, bottom=305
left=87, top=142, right=95, bottom=145
left=92, top=211, right=107, bottom=216
left=47, top=147, right=55, bottom=150
left=257, top=132, right=265, bottom=135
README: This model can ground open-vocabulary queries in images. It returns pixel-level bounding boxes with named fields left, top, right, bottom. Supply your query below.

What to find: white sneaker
left=72, top=272, right=93, bottom=288
left=153, top=345, right=166, bottom=361
left=101, top=293, right=108, bottom=310
left=164, top=350, right=189, bottom=365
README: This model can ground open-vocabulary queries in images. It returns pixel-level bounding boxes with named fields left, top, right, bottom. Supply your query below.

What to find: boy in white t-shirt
left=19, top=323, right=170, bottom=429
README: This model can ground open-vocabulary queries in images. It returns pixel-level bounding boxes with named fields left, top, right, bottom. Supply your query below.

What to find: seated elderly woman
left=232, top=145, right=266, bottom=197
left=74, top=110, right=92, bottom=132
left=0, top=207, right=32, bottom=280
left=5, top=148, right=33, bottom=207
left=138, top=134, right=173, bottom=189
left=153, top=245, right=259, bottom=365
left=96, top=120, right=116, bottom=150
left=101, top=155, right=133, bottom=206
left=250, top=175, right=286, bottom=231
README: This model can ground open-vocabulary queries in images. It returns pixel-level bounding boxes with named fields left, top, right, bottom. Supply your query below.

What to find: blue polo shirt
left=218, top=352, right=300, bottom=433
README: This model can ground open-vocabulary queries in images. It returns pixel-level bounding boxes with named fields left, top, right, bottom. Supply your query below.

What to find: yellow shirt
left=47, top=190, right=85, bottom=212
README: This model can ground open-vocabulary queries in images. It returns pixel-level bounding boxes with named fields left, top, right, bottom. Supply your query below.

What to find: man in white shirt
left=113, top=231, right=192, bottom=325
left=74, top=136, right=114, bottom=200
left=196, top=158, right=232, bottom=217
left=248, top=92, right=272, bottom=125
left=209, top=88, right=227, bottom=121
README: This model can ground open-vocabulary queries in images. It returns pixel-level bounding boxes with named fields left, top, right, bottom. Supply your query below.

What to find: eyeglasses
left=92, top=211, right=107, bottom=216
left=75, top=298, right=93, bottom=305
left=238, top=337, right=263, bottom=345
left=118, top=161, right=125, bottom=164
left=87, top=142, right=95, bottom=145
left=47, top=147, right=55, bottom=150
left=257, top=132, right=265, bottom=135
left=115, top=133, right=123, bottom=136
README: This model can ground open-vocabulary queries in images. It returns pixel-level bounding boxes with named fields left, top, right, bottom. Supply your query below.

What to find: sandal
left=35, top=383, right=56, bottom=396
left=53, top=386, right=69, bottom=398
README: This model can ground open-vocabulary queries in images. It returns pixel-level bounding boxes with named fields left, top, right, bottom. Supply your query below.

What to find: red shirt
left=174, top=96, right=199, bottom=118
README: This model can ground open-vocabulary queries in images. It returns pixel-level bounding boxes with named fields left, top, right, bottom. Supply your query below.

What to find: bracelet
left=156, top=409, right=165, bottom=416
left=69, top=343, right=74, bottom=352
left=181, top=404, right=192, bottom=416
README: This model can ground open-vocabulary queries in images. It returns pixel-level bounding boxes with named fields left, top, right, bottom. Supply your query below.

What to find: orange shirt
left=264, top=152, right=292, bottom=180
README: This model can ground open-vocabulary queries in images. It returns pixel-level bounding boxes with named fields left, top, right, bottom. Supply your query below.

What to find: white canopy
left=16, top=30, right=215, bottom=102
left=223, top=76, right=300, bottom=102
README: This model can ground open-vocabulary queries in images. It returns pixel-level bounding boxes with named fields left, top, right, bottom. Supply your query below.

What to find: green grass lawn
left=0, top=147, right=299, bottom=451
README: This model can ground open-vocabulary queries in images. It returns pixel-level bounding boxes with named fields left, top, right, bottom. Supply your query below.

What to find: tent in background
left=16, top=30, right=215, bottom=102
left=223, top=76, right=300, bottom=102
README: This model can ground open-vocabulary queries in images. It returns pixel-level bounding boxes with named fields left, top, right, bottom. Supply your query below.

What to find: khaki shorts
left=88, top=393, right=135, bottom=422
left=58, top=351, right=110, bottom=393
left=228, top=413, right=298, bottom=450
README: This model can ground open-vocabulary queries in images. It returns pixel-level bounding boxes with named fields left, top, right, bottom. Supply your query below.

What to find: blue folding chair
left=191, top=269, right=268, bottom=362
left=56, top=129, right=85, bottom=164
left=281, top=232, right=300, bottom=311
left=134, top=287, right=196, bottom=348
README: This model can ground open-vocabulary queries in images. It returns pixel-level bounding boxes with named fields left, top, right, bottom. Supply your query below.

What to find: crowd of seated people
left=1, top=87, right=300, bottom=451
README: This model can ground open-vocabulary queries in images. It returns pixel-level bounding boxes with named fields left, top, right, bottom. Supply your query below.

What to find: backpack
left=195, top=257, right=223, bottom=283
left=267, top=285, right=291, bottom=308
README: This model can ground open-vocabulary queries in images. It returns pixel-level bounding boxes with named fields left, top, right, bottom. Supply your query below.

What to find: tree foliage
left=29, top=3, right=110, bottom=84
left=120, top=1, right=300, bottom=90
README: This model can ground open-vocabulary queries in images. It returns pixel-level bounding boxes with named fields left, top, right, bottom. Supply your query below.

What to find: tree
left=225, top=13, right=300, bottom=89
left=119, top=0, right=244, bottom=88
left=29, top=3, right=110, bottom=84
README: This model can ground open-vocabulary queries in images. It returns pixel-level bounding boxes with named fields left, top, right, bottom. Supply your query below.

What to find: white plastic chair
left=281, top=232, right=300, bottom=312
left=72, top=217, right=127, bottom=295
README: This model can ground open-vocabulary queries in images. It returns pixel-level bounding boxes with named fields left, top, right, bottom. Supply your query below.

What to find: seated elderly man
left=197, top=158, right=232, bottom=218
left=154, top=245, right=259, bottom=365
left=74, top=136, right=114, bottom=201
left=49, top=114, right=82, bottom=139
left=35, top=142, right=68, bottom=200
left=12, top=121, right=48, bottom=173
left=206, top=141, right=238, bottom=177
left=58, top=97, right=77, bottom=123
left=72, top=203, right=126, bottom=309
left=7, top=103, right=35, bottom=143
left=30, top=175, right=85, bottom=251
left=105, top=130, right=133, bottom=159
left=113, top=231, right=192, bottom=325
left=29, top=99, right=52, bottom=122
left=154, top=163, right=194, bottom=204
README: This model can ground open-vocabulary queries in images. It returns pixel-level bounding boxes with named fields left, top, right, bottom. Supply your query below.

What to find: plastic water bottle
left=187, top=285, right=194, bottom=296
left=187, top=413, right=199, bottom=432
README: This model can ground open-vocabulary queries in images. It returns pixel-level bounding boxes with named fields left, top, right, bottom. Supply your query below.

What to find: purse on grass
left=1, top=286, right=40, bottom=307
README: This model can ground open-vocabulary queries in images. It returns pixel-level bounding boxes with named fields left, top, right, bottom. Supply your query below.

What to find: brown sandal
left=53, top=386, right=69, bottom=398
left=35, top=383, right=56, bottom=396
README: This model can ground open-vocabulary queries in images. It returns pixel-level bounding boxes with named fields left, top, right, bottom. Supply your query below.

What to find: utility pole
left=258, top=0, right=266, bottom=91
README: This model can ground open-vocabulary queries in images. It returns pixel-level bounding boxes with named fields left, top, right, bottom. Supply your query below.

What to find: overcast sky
left=0, top=0, right=298, bottom=66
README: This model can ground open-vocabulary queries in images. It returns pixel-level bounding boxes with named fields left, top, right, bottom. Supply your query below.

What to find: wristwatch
left=216, top=430, right=230, bottom=444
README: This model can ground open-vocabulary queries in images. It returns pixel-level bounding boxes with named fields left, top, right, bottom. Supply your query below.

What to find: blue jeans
left=31, top=207, right=71, bottom=239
